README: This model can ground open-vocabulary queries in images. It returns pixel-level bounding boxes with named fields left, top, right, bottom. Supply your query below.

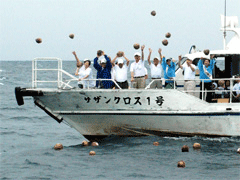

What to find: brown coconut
left=117, top=51, right=124, bottom=57
left=91, top=142, right=99, bottom=146
left=177, top=160, right=185, bottom=168
left=165, top=32, right=171, bottom=38
left=151, top=11, right=156, bottom=16
left=54, top=143, right=63, bottom=150
left=35, top=38, right=42, bottom=44
left=193, top=143, right=201, bottom=149
left=133, top=43, right=140, bottom=50
left=97, top=50, right=103, bottom=56
left=181, top=145, right=189, bottom=152
left=153, top=142, right=160, bottom=146
left=69, top=33, right=74, bottom=39
left=162, top=39, right=168, bottom=46
left=89, top=151, right=96, bottom=156
left=82, top=140, right=89, bottom=146
left=203, top=49, right=210, bottom=55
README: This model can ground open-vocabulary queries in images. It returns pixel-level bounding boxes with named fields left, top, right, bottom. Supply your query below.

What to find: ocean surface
left=0, top=60, right=240, bottom=180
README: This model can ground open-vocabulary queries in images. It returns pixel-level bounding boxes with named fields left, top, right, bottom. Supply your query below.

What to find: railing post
left=230, top=78, right=233, bottom=103
left=201, top=80, right=204, bottom=101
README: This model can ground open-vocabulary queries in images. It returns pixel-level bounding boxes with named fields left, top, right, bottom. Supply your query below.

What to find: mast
left=223, top=0, right=227, bottom=50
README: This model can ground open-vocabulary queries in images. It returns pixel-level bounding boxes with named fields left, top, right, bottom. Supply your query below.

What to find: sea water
left=0, top=61, right=239, bottom=180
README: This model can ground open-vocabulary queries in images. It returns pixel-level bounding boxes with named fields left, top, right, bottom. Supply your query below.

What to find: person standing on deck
left=233, top=75, right=240, bottom=102
left=130, top=45, right=146, bottom=89
left=93, top=50, right=113, bottom=89
left=73, top=51, right=85, bottom=89
left=162, top=55, right=177, bottom=89
left=178, top=55, right=196, bottom=95
left=78, top=59, right=95, bottom=89
left=197, top=55, right=216, bottom=102
left=147, top=48, right=163, bottom=89
left=111, top=52, right=130, bottom=89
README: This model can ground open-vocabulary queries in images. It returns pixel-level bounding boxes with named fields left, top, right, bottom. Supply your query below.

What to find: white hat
left=118, top=58, right=124, bottom=64
left=153, top=57, right=159, bottom=60
left=134, top=52, right=141, bottom=57
left=100, top=58, right=107, bottom=63
left=84, top=58, right=90, bottom=62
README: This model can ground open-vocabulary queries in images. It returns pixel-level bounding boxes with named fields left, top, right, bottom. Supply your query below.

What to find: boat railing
left=32, top=57, right=239, bottom=103
left=32, top=57, right=121, bottom=89
left=146, top=78, right=239, bottom=103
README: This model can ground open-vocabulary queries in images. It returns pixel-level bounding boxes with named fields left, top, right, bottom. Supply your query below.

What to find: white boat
left=15, top=15, right=240, bottom=141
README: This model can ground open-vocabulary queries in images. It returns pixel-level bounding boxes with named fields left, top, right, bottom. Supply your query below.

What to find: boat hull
left=27, top=88, right=240, bottom=141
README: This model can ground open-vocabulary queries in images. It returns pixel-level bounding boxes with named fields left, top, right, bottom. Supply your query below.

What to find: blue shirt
left=162, top=57, right=176, bottom=82
left=197, top=59, right=215, bottom=83
left=93, top=55, right=113, bottom=89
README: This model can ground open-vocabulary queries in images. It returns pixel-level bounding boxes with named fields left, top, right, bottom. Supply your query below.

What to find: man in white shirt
left=233, top=75, right=240, bottom=102
left=111, top=52, right=130, bottom=89
left=147, top=48, right=163, bottom=89
left=178, top=55, right=196, bottom=95
left=130, top=45, right=146, bottom=89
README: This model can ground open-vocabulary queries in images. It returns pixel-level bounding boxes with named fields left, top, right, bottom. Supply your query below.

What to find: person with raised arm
left=130, top=45, right=146, bottom=89
left=197, top=55, right=216, bottom=102
left=93, top=50, right=113, bottom=89
left=162, top=54, right=177, bottom=89
left=147, top=48, right=163, bottom=89
left=111, top=52, right=130, bottom=89
left=73, top=51, right=85, bottom=88
left=178, top=55, right=196, bottom=95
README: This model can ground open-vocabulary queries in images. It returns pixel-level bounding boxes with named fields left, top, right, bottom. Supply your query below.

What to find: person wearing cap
left=73, top=51, right=85, bottom=88
left=232, top=75, right=240, bottom=102
left=111, top=52, right=130, bottom=89
left=93, top=50, right=113, bottom=89
left=178, top=55, right=196, bottom=95
left=197, top=55, right=216, bottom=102
left=147, top=48, right=163, bottom=89
left=130, top=45, right=146, bottom=89
left=162, top=55, right=177, bottom=89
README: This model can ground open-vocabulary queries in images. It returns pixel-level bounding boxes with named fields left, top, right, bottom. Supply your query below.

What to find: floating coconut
left=181, top=145, right=189, bottom=152
left=153, top=142, right=160, bottom=146
left=151, top=10, right=156, bottom=16
left=69, top=33, right=74, bottom=39
left=177, top=160, right=185, bottom=168
left=54, top=143, right=63, bottom=150
left=203, top=49, right=210, bottom=55
left=89, top=151, right=96, bottom=156
left=91, top=142, right=99, bottom=146
left=35, top=38, right=42, bottom=44
left=133, top=43, right=140, bottom=50
left=193, top=143, right=201, bottom=149
left=117, top=51, right=124, bottom=57
left=82, top=140, right=89, bottom=146
left=165, top=32, right=171, bottom=38
left=162, top=39, right=168, bottom=46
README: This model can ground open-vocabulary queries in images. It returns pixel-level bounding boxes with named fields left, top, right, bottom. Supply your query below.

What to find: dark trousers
left=115, top=81, right=129, bottom=89
left=200, top=82, right=212, bottom=102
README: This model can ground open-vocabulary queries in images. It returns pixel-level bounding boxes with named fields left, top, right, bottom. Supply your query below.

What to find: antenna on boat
left=223, top=0, right=227, bottom=50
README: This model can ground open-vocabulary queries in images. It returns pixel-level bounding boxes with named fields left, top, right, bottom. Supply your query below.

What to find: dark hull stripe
left=60, top=112, right=240, bottom=116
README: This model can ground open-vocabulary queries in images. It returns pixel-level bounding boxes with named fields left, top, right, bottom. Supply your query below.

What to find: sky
left=0, top=0, right=239, bottom=61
